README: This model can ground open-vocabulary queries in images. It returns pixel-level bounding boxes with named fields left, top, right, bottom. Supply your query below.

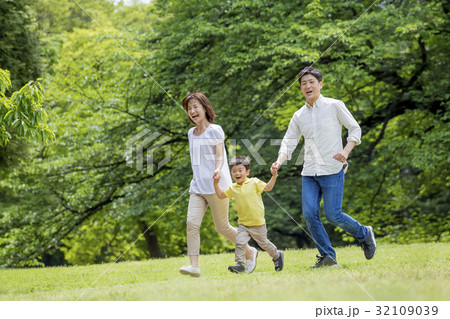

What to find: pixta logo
left=125, top=129, right=172, bottom=175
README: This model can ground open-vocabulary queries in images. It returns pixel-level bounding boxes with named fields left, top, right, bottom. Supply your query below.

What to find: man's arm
left=271, top=112, right=303, bottom=175
left=271, top=152, right=288, bottom=174
left=333, top=141, right=356, bottom=163
left=333, top=101, right=361, bottom=163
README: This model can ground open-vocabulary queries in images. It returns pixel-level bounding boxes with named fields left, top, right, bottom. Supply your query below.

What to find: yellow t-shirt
left=223, top=177, right=267, bottom=226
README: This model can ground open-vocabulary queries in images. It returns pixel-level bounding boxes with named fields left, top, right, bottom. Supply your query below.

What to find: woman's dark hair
left=182, top=92, right=216, bottom=125
left=229, top=156, right=251, bottom=170
left=298, top=67, right=323, bottom=85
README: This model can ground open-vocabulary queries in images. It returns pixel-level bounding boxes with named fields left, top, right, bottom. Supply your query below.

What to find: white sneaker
left=179, top=265, right=200, bottom=277
left=245, top=247, right=258, bottom=273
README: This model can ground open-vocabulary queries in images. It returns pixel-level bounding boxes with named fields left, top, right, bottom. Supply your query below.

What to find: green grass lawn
left=0, top=242, right=448, bottom=301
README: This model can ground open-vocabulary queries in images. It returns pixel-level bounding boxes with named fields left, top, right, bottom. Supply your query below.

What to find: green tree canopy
left=0, top=0, right=42, bottom=92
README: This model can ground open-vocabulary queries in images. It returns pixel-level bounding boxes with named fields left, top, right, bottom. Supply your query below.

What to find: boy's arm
left=214, top=183, right=227, bottom=199
left=264, top=172, right=278, bottom=192
left=213, top=174, right=227, bottom=199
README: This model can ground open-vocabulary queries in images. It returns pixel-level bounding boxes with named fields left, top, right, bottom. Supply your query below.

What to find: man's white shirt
left=279, top=94, right=361, bottom=176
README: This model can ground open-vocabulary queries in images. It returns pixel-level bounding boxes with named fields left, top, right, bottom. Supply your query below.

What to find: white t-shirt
left=188, top=124, right=232, bottom=194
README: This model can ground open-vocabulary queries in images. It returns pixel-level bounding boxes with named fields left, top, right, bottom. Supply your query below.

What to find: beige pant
left=187, top=193, right=237, bottom=256
left=235, top=224, right=278, bottom=264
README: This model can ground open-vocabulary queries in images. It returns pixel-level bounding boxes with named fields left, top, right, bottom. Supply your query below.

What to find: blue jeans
left=302, top=169, right=367, bottom=258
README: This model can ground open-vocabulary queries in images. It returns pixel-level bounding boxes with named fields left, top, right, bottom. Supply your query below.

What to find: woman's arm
left=213, top=142, right=225, bottom=178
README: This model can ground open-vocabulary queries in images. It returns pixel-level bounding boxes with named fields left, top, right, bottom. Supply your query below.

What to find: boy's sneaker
left=179, top=265, right=200, bottom=277
left=245, top=247, right=258, bottom=273
left=228, top=263, right=246, bottom=274
left=273, top=251, right=284, bottom=271
left=312, top=255, right=338, bottom=268
left=360, top=226, right=377, bottom=260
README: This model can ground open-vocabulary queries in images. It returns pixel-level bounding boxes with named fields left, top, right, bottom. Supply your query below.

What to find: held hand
left=271, top=168, right=279, bottom=177
left=213, top=169, right=221, bottom=184
left=270, top=162, right=280, bottom=175
left=333, top=150, right=349, bottom=163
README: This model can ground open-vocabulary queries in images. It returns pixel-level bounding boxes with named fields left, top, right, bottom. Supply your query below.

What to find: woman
left=179, top=92, right=258, bottom=277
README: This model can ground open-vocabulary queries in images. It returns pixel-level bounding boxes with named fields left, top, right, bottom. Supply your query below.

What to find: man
left=271, top=67, right=376, bottom=268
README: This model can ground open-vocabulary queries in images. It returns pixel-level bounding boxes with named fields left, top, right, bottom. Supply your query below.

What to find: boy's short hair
left=298, top=67, right=322, bottom=84
left=229, top=156, right=250, bottom=170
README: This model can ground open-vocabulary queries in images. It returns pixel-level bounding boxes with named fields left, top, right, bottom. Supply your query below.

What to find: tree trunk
left=140, top=221, right=162, bottom=258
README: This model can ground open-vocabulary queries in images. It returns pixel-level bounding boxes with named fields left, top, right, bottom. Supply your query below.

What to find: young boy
left=214, top=156, right=284, bottom=273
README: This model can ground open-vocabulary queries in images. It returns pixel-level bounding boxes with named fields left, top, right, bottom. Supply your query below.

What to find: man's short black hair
left=298, top=67, right=322, bottom=85
left=229, top=156, right=250, bottom=170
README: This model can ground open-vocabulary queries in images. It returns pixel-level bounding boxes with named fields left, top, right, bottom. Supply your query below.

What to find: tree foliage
left=0, top=68, right=54, bottom=146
